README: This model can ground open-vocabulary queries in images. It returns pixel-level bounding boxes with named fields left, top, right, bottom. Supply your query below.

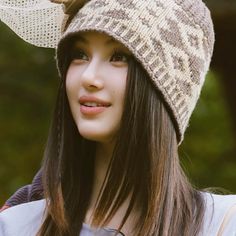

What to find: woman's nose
left=80, top=59, right=104, bottom=91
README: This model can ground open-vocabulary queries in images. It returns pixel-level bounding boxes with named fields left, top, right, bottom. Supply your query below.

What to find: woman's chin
left=76, top=122, right=118, bottom=143
left=79, top=130, right=111, bottom=143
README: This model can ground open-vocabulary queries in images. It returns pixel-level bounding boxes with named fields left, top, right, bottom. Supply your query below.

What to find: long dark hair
left=37, top=49, right=205, bottom=235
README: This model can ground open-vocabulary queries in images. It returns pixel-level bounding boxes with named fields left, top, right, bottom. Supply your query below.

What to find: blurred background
left=0, top=0, right=236, bottom=205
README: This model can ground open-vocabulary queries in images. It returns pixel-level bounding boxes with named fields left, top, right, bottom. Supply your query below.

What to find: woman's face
left=66, top=31, right=131, bottom=143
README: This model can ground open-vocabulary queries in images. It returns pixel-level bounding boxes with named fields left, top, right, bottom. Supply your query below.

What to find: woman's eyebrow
left=75, top=35, right=89, bottom=44
left=75, top=36, right=116, bottom=45
left=106, top=38, right=131, bottom=53
left=106, top=38, right=123, bottom=46
left=73, top=35, right=130, bottom=52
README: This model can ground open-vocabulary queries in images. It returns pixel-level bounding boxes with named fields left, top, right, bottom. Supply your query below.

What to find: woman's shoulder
left=201, top=192, right=236, bottom=236
left=0, top=199, right=46, bottom=236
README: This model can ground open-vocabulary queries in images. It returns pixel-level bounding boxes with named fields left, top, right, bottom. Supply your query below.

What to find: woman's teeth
left=83, top=102, right=104, bottom=107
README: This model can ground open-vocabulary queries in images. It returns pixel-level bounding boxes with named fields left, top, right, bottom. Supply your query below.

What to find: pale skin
left=66, top=31, right=137, bottom=234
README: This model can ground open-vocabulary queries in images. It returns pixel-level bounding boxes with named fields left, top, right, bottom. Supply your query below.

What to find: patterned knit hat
left=56, top=0, right=215, bottom=144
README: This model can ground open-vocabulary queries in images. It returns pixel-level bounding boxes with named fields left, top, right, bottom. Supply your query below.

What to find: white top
left=0, top=193, right=236, bottom=236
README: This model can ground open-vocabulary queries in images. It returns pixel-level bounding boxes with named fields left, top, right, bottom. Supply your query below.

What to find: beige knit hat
left=56, top=0, right=215, bottom=144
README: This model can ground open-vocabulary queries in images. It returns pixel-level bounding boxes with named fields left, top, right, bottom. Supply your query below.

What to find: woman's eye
left=110, top=52, right=129, bottom=63
left=70, top=49, right=88, bottom=61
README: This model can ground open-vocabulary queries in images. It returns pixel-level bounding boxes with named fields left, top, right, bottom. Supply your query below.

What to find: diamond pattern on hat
left=57, top=0, right=215, bottom=144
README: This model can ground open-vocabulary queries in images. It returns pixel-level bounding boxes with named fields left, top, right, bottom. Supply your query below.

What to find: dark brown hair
left=37, top=2, right=205, bottom=235
left=37, top=51, right=205, bottom=235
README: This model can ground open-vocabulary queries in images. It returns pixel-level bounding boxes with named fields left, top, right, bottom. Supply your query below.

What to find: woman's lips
left=79, top=95, right=111, bottom=115
left=80, top=105, right=108, bottom=115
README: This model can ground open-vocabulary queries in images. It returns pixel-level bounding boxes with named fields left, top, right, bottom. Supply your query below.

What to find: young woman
left=1, top=0, right=236, bottom=235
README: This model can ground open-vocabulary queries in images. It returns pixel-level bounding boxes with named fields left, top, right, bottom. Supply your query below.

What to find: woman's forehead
left=74, top=31, right=121, bottom=45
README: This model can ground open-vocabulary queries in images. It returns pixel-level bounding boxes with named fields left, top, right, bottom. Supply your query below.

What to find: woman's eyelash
left=110, top=50, right=130, bottom=62
left=70, top=48, right=87, bottom=60
left=69, top=48, right=130, bottom=62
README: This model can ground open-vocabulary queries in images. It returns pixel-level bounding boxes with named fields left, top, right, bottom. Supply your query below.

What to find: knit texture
left=0, top=0, right=65, bottom=48
left=56, top=0, right=215, bottom=143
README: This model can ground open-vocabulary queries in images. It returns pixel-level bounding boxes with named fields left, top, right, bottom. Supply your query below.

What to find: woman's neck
left=85, top=142, right=112, bottom=225
left=85, top=142, right=138, bottom=235
left=91, top=142, right=114, bottom=206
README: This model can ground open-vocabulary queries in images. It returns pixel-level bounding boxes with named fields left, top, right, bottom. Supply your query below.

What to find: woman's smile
left=79, top=95, right=111, bottom=115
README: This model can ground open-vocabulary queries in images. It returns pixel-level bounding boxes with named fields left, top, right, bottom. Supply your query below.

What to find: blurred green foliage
left=0, top=23, right=236, bottom=206
left=180, top=71, right=236, bottom=192
left=0, top=24, right=58, bottom=204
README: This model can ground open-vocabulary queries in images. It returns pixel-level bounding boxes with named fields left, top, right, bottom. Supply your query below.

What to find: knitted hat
left=56, top=0, right=215, bottom=144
